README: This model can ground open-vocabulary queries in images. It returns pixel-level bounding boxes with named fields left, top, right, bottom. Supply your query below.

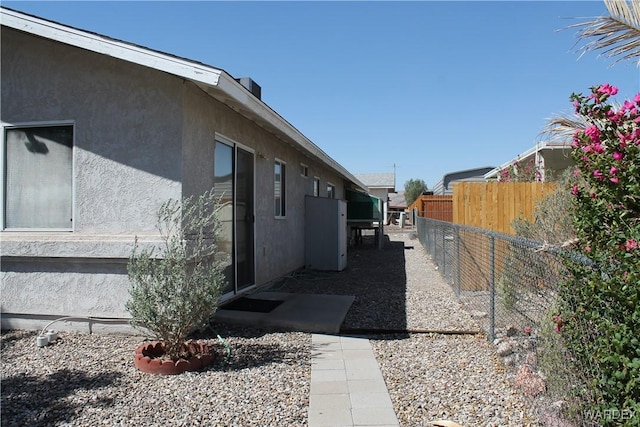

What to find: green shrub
left=512, top=168, right=577, bottom=246
left=558, top=85, right=640, bottom=426
left=126, top=190, right=226, bottom=360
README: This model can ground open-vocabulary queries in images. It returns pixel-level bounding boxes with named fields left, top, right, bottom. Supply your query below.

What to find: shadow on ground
left=193, top=323, right=312, bottom=371
left=267, top=233, right=409, bottom=337
left=1, top=368, right=122, bottom=426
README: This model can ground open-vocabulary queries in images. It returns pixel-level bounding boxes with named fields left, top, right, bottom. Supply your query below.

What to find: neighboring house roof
left=388, top=191, right=407, bottom=209
left=484, top=140, right=570, bottom=181
left=432, top=167, right=495, bottom=195
left=0, top=7, right=367, bottom=192
left=353, top=173, right=396, bottom=190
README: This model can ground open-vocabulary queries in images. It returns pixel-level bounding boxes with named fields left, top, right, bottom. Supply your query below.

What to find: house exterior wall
left=539, top=149, right=574, bottom=181
left=0, top=26, right=347, bottom=331
left=181, top=83, right=346, bottom=284
left=1, top=27, right=184, bottom=330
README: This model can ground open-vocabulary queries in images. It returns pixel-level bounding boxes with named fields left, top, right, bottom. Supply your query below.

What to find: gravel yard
left=1, top=327, right=310, bottom=427
left=279, top=229, right=540, bottom=426
left=1, top=229, right=540, bottom=426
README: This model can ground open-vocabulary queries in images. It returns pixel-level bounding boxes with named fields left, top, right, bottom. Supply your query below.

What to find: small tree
left=127, top=190, right=226, bottom=361
left=404, top=178, right=428, bottom=206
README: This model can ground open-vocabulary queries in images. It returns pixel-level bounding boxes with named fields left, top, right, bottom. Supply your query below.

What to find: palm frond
left=568, top=0, right=640, bottom=65
left=540, top=113, right=591, bottom=145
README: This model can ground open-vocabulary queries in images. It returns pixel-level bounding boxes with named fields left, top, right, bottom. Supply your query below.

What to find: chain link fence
left=416, top=216, right=568, bottom=341
left=414, top=216, right=636, bottom=425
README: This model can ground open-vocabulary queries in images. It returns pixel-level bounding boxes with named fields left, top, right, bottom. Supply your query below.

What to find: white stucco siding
left=1, top=28, right=184, bottom=328
left=2, top=28, right=184, bottom=236
left=181, top=84, right=217, bottom=199
left=1, top=261, right=130, bottom=318
left=181, top=83, right=348, bottom=285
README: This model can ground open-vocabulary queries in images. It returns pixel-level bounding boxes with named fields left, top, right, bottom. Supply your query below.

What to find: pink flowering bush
left=498, top=155, right=543, bottom=182
left=560, top=84, right=640, bottom=424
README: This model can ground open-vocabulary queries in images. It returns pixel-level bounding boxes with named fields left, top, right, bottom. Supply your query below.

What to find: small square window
left=327, top=183, right=336, bottom=199
left=274, top=159, right=286, bottom=217
left=300, top=163, right=308, bottom=178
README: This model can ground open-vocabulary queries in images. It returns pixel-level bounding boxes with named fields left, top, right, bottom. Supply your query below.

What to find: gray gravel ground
left=279, top=229, right=540, bottom=426
left=1, top=228, right=539, bottom=426
left=1, top=327, right=310, bottom=427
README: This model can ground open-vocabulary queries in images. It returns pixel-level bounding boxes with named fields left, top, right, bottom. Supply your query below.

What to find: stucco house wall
left=0, top=15, right=355, bottom=332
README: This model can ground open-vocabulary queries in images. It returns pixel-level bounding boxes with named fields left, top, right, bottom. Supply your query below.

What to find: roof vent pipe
left=235, top=77, right=262, bottom=100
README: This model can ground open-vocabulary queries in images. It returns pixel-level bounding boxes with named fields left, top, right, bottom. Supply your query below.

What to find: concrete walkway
left=308, top=334, right=399, bottom=427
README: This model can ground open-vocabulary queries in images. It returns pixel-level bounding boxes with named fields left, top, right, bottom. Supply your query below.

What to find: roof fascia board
left=1, top=8, right=222, bottom=87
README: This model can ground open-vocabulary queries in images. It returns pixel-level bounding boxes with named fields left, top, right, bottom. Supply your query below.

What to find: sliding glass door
left=214, top=139, right=255, bottom=296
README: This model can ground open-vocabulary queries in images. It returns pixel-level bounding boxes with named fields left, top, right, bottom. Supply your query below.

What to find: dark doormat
left=220, top=297, right=284, bottom=313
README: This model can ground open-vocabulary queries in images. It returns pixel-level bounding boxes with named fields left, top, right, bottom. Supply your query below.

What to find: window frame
left=327, top=182, right=336, bottom=199
left=313, top=176, right=320, bottom=197
left=300, top=163, right=309, bottom=178
left=2, top=120, right=76, bottom=231
left=274, top=158, right=286, bottom=218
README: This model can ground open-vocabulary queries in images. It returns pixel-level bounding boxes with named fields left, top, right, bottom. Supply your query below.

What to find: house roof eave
left=0, top=7, right=224, bottom=88
left=215, top=74, right=369, bottom=192
left=1, top=6, right=368, bottom=193
left=484, top=141, right=571, bottom=180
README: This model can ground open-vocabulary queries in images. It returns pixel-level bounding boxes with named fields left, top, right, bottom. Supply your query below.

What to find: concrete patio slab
left=214, top=291, right=355, bottom=334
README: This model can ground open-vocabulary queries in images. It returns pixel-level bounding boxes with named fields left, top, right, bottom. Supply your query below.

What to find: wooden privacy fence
left=452, top=182, right=557, bottom=235
left=408, top=195, right=453, bottom=222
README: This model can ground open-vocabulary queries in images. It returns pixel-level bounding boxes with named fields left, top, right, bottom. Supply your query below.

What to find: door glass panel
left=236, top=148, right=254, bottom=290
left=214, top=141, right=234, bottom=295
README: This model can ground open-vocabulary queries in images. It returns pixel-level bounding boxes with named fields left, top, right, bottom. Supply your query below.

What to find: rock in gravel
left=515, top=364, right=546, bottom=397
left=497, top=340, right=515, bottom=357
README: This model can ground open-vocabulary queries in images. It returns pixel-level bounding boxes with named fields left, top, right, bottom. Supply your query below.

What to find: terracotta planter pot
left=134, top=341, right=216, bottom=375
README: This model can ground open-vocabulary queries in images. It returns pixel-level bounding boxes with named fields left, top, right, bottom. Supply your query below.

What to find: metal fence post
left=441, top=224, right=446, bottom=276
left=455, top=227, right=460, bottom=296
left=489, top=234, right=496, bottom=341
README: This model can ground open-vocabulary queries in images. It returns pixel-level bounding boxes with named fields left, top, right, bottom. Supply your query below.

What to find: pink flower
left=625, top=239, right=638, bottom=251
left=584, top=125, right=601, bottom=143
left=573, top=169, right=580, bottom=177
left=598, top=83, right=618, bottom=96
left=613, top=152, right=623, bottom=161
left=553, top=315, right=565, bottom=333
left=623, top=100, right=635, bottom=112
left=634, top=93, right=640, bottom=104
left=593, top=170, right=604, bottom=180
left=610, top=177, right=619, bottom=184
left=585, top=245, right=591, bottom=252
left=592, top=143, right=604, bottom=154
left=524, top=326, right=532, bottom=336
left=610, top=166, right=618, bottom=175
left=571, top=184, right=579, bottom=195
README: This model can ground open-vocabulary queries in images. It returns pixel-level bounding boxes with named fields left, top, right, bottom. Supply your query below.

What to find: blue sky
left=5, top=1, right=639, bottom=189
